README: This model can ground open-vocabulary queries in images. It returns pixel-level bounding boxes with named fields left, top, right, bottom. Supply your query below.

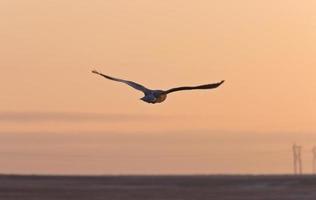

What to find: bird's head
left=140, top=95, right=156, bottom=104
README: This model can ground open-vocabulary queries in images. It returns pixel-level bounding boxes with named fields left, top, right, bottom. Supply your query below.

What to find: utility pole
left=293, top=144, right=298, bottom=174
left=312, top=146, right=316, bottom=174
left=292, top=144, right=303, bottom=175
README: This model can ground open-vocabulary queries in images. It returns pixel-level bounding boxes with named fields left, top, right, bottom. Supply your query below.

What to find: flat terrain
left=0, top=175, right=316, bottom=200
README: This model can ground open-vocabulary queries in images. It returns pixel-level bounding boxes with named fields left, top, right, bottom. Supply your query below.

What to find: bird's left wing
left=165, top=80, right=224, bottom=94
left=92, top=70, right=151, bottom=94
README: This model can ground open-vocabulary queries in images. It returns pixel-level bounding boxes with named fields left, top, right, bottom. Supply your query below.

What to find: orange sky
left=0, top=0, right=315, bottom=174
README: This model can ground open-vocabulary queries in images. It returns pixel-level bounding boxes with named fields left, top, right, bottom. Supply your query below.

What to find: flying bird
left=92, top=70, right=224, bottom=104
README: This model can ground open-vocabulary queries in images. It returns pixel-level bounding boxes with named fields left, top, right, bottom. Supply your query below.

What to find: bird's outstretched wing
left=92, top=70, right=151, bottom=94
left=165, top=80, right=224, bottom=94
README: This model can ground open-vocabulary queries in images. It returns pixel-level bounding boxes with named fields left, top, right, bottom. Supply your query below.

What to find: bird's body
left=156, top=93, right=167, bottom=103
left=92, top=70, right=224, bottom=104
left=140, top=90, right=167, bottom=104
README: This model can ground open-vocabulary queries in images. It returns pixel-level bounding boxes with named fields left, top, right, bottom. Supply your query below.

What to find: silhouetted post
left=313, top=146, right=316, bottom=174
left=292, top=144, right=303, bottom=175
left=293, top=144, right=298, bottom=174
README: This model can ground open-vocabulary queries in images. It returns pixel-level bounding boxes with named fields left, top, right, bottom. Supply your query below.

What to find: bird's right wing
left=92, top=70, right=151, bottom=94
left=165, top=80, right=225, bottom=94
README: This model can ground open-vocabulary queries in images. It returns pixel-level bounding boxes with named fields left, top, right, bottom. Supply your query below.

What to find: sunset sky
left=1, top=0, right=316, bottom=174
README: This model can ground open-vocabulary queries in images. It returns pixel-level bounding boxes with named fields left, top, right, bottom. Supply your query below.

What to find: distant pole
left=313, top=146, right=316, bottom=174
left=293, top=144, right=298, bottom=174
left=292, top=144, right=303, bottom=175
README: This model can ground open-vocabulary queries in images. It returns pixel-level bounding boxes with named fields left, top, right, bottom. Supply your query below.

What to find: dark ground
left=0, top=175, right=316, bottom=200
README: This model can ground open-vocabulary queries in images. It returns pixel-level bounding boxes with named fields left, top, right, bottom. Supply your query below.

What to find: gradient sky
left=0, top=0, right=316, bottom=174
